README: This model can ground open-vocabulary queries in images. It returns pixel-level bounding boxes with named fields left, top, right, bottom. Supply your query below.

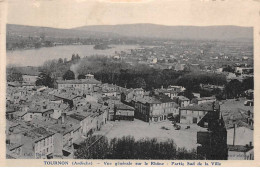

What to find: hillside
left=75, top=23, right=253, bottom=41
left=6, top=23, right=253, bottom=41
left=6, top=24, right=121, bottom=39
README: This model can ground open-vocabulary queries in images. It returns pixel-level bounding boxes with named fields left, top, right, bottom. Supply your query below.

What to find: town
left=6, top=33, right=254, bottom=160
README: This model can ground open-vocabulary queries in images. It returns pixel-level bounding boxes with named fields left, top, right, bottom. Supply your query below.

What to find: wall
left=180, top=109, right=207, bottom=124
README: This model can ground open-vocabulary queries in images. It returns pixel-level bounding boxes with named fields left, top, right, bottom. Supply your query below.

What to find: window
left=193, top=117, right=198, bottom=123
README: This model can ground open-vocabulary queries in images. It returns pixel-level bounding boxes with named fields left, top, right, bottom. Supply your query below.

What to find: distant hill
left=7, top=24, right=253, bottom=41
left=6, top=24, right=122, bottom=39
left=75, top=23, right=253, bottom=41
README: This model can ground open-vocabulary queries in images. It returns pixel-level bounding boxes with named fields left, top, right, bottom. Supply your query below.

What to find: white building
left=56, top=74, right=101, bottom=91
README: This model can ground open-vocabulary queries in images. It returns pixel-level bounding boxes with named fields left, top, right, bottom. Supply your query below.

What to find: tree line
left=74, top=135, right=200, bottom=160
left=7, top=54, right=254, bottom=100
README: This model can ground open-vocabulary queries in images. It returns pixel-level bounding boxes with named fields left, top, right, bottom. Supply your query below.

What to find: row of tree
left=74, top=135, right=200, bottom=160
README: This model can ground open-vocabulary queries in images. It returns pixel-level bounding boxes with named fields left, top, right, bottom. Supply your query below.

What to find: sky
left=5, top=0, right=260, bottom=29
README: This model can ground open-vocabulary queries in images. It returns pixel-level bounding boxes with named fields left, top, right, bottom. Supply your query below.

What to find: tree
left=242, top=77, right=254, bottom=91
left=58, top=58, right=63, bottom=64
left=63, top=70, right=75, bottom=80
left=71, top=54, right=76, bottom=61
left=34, top=42, right=42, bottom=48
left=74, top=135, right=109, bottom=159
left=40, top=33, right=45, bottom=41
left=71, top=54, right=80, bottom=63
left=36, top=72, right=54, bottom=88
left=45, top=41, right=53, bottom=47
left=133, top=77, right=146, bottom=89
left=179, top=89, right=194, bottom=100
left=78, top=74, right=86, bottom=80
left=7, top=68, right=23, bottom=82
left=225, top=80, right=243, bottom=99
left=199, top=90, right=213, bottom=98
left=74, top=135, right=197, bottom=160
left=223, top=65, right=235, bottom=73
left=212, top=88, right=225, bottom=100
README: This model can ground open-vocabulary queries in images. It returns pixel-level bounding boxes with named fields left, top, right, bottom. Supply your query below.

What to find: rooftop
left=196, top=96, right=216, bottom=101
left=69, top=113, right=87, bottom=121
left=221, top=98, right=253, bottom=113
left=135, top=94, right=175, bottom=104
left=25, top=127, right=55, bottom=143
left=115, top=104, right=135, bottom=111
left=57, top=78, right=101, bottom=85
left=48, top=124, right=74, bottom=135
left=174, top=96, right=190, bottom=101
left=6, top=143, right=23, bottom=151
left=180, top=102, right=220, bottom=111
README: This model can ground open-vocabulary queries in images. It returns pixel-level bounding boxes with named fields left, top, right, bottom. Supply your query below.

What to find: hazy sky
left=6, top=0, right=259, bottom=28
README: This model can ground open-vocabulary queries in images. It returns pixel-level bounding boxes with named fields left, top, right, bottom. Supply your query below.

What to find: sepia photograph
left=1, top=0, right=259, bottom=167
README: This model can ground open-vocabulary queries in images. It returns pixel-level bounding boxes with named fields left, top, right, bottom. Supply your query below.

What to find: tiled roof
left=177, top=96, right=190, bottom=101
left=136, top=96, right=161, bottom=104
left=135, top=94, right=174, bottom=104
left=49, top=124, right=74, bottom=135
left=13, top=111, right=28, bottom=117
left=54, top=93, right=81, bottom=100
left=154, top=94, right=174, bottom=103
left=27, top=127, right=55, bottom=143
left=180, top=102, right=219, bottom=111
left=57, top=78, right=101, bottom=84
left=69, top=113, right=86, bottom=121
left=7, top=143, right=23, bottom=151
left=115, top=104, right=135, bottom=111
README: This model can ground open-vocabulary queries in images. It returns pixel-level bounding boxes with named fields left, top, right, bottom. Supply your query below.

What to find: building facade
left=134, top=95, right=178, bottom=122
left=114, top=104, right=135, bottom=121
left=56, top=74, right=101, bottom=91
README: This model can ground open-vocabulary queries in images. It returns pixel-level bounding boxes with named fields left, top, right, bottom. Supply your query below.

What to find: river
left=7, top=44, right=141, bottom=66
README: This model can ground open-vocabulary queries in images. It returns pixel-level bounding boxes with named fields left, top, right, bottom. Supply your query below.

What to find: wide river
left=7, top=44, right=141, bottom=66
